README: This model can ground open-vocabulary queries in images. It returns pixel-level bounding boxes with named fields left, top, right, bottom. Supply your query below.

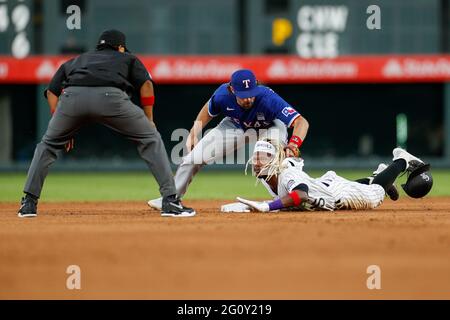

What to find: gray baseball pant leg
left=23, top=93, right=86, bottom=198
left=23, top=86, right=177, bottom=199
left=174, top=117, right=245, bottom=197
left=94, top=88, right=177, bottom=198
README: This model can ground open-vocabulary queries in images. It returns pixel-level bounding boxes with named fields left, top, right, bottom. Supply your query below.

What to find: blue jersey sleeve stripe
left=208, top=99, right=220, bottom=117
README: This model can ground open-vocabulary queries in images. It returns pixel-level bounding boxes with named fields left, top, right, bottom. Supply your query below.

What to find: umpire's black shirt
left=46, top=48, right=151, bottom=97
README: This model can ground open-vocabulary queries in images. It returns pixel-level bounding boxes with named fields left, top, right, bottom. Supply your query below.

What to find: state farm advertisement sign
left=0, top=55, right=449, bottom=84
left=152, top=59, right=242, bottom=81
left=382, top=58, right=450, bottom=79
left=267, top=59, right=358, bottom=80
left=0, top=62, right=8, bottom=79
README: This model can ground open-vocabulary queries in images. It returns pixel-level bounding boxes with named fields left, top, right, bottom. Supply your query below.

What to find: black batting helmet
left=401, top=163, right=433, bottom=198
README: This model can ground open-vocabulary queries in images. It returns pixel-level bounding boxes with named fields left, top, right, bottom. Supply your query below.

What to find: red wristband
left=289, top=135, right=303, bottom=148
left=289, top=191, right=302, bottom=206
left=141, top=96, right=154, bottom=106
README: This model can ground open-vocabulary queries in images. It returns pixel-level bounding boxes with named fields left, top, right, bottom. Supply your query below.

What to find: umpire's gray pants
left=24, top=86, right=177, bottom=198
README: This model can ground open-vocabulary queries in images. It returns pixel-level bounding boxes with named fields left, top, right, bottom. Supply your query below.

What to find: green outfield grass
left=1, top=169, right=450, bottom=202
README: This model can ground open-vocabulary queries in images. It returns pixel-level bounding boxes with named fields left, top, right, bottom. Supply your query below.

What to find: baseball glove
left=284, top=144, right=301, bottom=158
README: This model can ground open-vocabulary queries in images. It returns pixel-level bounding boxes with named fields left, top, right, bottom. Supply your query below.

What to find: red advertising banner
left=0, top=55, right=449, bottom=84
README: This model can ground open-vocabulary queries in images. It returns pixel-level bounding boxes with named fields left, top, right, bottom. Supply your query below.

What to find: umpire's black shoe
left=18, top=195, right=38, bottom=218
left=161, top=196, right=196, bottom=217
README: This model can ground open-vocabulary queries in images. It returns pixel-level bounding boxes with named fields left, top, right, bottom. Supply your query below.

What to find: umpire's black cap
left=96, top=29, right=130, bottom=52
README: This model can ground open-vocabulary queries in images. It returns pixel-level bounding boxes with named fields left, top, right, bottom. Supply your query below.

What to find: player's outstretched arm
left=186, top=102, right=214, bottom=152
left=236, top=191, right=306, bottom=212
left=286, top=116, right=309, bottom=157
left=265, top=190, right=335, bottom=211
left=237, top=189, right=334, bottom=212
left=291, top=116, right=309, bottom=141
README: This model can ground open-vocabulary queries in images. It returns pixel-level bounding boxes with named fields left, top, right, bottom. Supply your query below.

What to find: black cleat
left=161, top=196, right=196, bottom=217
left=406, top=160, right=430, bottom=175
left=18, top=195, right=38, bottom=218
left=393, top=147, right=426, bottom=172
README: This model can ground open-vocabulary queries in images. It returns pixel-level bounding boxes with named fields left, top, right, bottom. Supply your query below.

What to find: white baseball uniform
left=264, top=158, right=386, bottom=211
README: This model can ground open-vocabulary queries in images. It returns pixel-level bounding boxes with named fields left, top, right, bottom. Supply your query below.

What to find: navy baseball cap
left=230, top=69, right=262, bottom=98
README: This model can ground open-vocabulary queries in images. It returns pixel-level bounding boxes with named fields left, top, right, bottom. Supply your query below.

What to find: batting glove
left=236, top=197, right=270, bottom=213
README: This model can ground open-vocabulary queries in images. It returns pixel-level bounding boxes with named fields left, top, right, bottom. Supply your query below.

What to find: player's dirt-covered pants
left=23, top=87, right=177, bottom=199
left=175, top=117, right=288, bottom=197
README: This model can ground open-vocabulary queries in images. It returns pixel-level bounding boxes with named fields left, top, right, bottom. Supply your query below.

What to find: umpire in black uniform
left=18, top=29, right=195, bottom=218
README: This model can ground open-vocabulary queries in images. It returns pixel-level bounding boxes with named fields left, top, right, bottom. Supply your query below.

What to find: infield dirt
left=1, top=198, right=449, bottom=299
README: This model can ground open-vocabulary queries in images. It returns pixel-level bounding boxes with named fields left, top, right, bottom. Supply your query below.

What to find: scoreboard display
left=248, top=0, right=443, bottom=56
left=0, top=0, right=446, bottom=56
left=0, top=0, right=33, bottom=57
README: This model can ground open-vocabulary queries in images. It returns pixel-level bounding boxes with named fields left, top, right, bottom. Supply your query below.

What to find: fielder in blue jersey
left=148, top=69, right=309, bottom=210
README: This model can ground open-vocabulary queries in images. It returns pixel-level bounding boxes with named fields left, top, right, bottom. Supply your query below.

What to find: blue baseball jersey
left=208, top=84, right=301, bottom=131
